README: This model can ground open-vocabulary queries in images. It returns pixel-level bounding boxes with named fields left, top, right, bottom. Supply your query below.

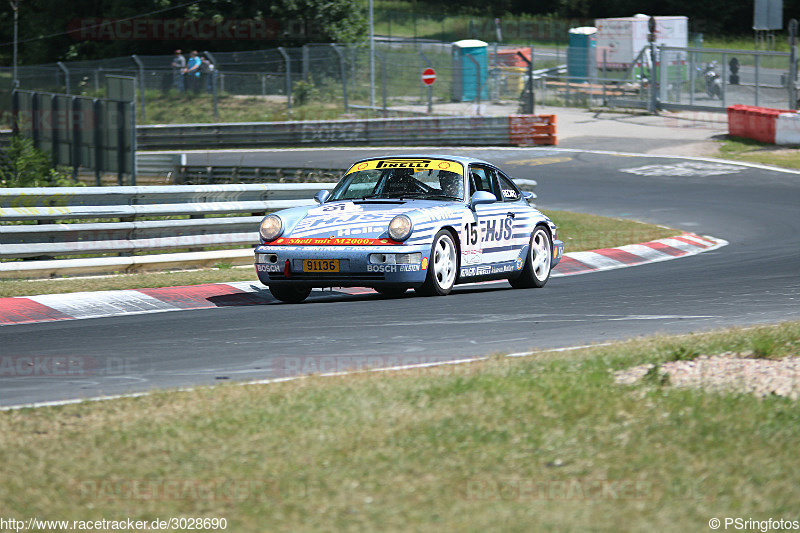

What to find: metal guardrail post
left=130, top=100, right=137, bottom=186
left=659, top=45, right=667, bottom=105
left=330, top=44, right=348, bottom=112
left=11, top=90, right=19, bottom=135
left=204, top=51, right=220, bottom=121
left=515, top=50, right=534, bottom=114
left=93, top=99, right=102, bottom=186
left=755, top=54, right=760, bottom=107
left=278, top=47, right=292, bottom=116
left=602, top=49, right=607, bottom=106
left=131, top=54, right=146, bottom=122
left=117, top=100, right=125, bottom=186
left=57, top=61, right=70, bottom=95
left=374, top=50, right=388, bottom=116
left=71, top=96, right=80, bottom=180
left=790, top=19, right=798, bottom=109
left=302, top=44, right=309, bottom=81
left=689, top=51, right=695, bottom=106
left=721, top=52, right=727, bottom=109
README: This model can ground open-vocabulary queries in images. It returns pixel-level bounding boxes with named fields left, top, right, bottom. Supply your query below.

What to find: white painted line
left=564, top=251, right=627, bottom=270
left=614, top=243, right=680, bottom=262
left=29, top=290, right=178, bottom=319
left=655, top=237, right=714, bottom=253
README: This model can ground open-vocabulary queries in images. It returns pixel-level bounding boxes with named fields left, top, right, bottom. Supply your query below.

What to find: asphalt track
left=2, top=148, right=799, bottom=408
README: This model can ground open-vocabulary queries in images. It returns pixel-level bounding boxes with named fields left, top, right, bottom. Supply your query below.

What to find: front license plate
left=302, top=259, right=339, bottom=273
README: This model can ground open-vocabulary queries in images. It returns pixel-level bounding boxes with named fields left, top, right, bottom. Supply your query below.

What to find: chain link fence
left=1, top=41, right=796, bottom=125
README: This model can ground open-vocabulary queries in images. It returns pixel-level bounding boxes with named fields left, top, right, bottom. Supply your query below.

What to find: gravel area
left=615, top=353, right=800, bottom=400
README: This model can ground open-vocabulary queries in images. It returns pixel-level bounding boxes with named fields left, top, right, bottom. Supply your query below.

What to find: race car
left=254, top=155, right=564, bottom=303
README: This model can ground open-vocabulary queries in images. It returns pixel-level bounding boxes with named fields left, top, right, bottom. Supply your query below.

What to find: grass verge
left=716, top=137, right=800, bottom=169
left=0, top=211, right=680, bottom=298
left=2, top=321, right=798, bottom=531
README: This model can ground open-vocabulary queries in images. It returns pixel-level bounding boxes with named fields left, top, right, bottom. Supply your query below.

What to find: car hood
left=281, top=199, right=459, bottom=240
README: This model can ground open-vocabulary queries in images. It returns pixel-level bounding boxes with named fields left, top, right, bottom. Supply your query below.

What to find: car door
left=461, top=164, right=516, bottom=271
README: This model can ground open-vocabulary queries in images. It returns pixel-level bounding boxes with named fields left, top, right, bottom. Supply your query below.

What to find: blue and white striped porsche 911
left=254, top=155, right=564, bottom=303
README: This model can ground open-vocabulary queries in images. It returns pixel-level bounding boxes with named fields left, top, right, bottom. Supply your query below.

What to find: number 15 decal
left=463, top=222, right=479, bottom=246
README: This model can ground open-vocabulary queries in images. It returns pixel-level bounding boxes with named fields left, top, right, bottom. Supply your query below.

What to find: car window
left=468, top=165, right=501, bottom=200
left=497, top=172, right=521, bottom=202
left=329, top=168, right=464, bottom=201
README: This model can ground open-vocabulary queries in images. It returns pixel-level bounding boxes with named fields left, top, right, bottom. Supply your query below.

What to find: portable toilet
left=452, top=39, right=489, bottom=102
left=567, top=27, right=597, bottom=83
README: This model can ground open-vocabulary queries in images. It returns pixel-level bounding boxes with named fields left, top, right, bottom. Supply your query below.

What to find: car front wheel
left=416, top=230, right=458, bottom=296
left=510, top=225, right=552, bottom=289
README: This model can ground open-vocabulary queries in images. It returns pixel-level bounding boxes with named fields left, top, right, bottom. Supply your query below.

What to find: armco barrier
left=0, top=177, right=538, bottom=278
left=0, top=183, right=334, bottom=278
left=137, top=115, right=557, bottom=150
left=727, top=105, right=795, bottom=144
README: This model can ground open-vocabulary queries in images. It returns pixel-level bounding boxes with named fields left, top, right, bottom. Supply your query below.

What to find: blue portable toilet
left=452, top=39, right=489, bottom=102
left=567, top=27, right=597, bottom=83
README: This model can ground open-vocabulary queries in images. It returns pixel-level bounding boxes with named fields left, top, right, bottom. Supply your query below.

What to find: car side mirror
left=314, top=190, right=330, bottom=204
left=469, top=190, right=497, bottom=210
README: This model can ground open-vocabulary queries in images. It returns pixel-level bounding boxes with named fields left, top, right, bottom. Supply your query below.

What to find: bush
left=0, top=136, right=83, bottom=187
left=292, top=80, right=319, bottom=106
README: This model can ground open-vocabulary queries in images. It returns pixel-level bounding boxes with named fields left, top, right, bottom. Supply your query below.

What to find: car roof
left=349, top=154, right=496, bottom=168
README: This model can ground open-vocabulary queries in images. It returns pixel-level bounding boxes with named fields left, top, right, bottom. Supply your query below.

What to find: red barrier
left=509, top=115, right=557, bottom=146
left=727, top=105, right=793, bottom=144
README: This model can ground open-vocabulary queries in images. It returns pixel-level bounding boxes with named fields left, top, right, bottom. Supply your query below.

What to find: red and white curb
left=553, top=232, right=727, bottom=276
left=0, top=232, right=726, bottom=326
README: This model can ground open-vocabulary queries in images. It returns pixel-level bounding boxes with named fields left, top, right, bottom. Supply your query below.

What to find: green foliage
left=268, top=0, right=367, bottom=44
left=292, top=80, right=320, bottom=106
left=0, top=136, right=83, bottom=188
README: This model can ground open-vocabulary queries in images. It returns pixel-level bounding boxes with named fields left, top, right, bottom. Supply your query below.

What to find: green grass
left=546, top=209, right=677, bottom=251
left=2, top=321, right=798, bottom=531
left=0, top=210, right=680, bottom=297
left=716, top=137, right=800, bottom=168
left=140, top=92, right=353, bottom=125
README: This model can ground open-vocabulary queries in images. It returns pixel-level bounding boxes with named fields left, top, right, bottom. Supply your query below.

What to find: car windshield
left=328, top=167, right=465, bottom=201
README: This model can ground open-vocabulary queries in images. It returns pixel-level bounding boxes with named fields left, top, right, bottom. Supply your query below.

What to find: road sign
left=422, top=67, right=436, bottom=86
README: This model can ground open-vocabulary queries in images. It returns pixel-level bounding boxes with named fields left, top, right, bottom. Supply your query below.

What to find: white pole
left=369, top=0, right=375, bottom=107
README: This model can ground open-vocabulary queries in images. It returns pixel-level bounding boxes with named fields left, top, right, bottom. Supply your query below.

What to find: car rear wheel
left=510, top=225, right=552, bottom=289
left=269, top=285, right=312, bottom=303
left=416, top=230, right=458, bottom=296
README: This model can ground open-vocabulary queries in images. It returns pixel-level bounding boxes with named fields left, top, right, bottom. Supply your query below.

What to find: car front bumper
left=254, top=244, right=431, bottom=288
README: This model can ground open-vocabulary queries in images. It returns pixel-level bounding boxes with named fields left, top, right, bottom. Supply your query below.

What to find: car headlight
left=259, top=215, right=283, bottom=242
left=388, top=214, right=413, bottom=241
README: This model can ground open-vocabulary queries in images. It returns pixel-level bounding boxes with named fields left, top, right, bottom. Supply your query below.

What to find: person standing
left=171, top=49, right=186, bottom=92
left=201, top=57, right=215, bottom=93
left=184, top=50, right=202, bottom=93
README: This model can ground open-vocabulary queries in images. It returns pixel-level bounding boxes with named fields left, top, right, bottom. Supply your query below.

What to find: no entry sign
left=421, top=67, right=436, bottom=86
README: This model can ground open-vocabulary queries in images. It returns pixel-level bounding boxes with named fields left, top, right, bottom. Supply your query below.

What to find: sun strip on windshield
left=345, top=158, right=464, bottom=175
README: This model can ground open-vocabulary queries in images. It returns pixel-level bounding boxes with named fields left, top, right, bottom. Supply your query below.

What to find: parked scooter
left=704, top=62, right=722, bottom=99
